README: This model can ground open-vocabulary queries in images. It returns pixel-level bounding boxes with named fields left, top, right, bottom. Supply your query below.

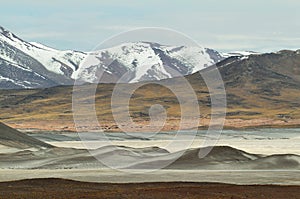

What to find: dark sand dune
left=0, top=178, right=299, bottom=199
left=251, top=154, right=300, bottom=169
left=0, top=122, right=52, bottom=149
left=129, top=146, right=300, bottom=170
left=0, top=147, right=97, bottom=169
left=0, top=144, right=170, bottom=169
left=36, top=146, right=169, bottom=169
left=1, top=141, right=299, bottom=170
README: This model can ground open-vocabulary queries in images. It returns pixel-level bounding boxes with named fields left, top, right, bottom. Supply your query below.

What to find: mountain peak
left=0, top=26, right=23, bottom=43
left=0, top=25, right=8, bottom=34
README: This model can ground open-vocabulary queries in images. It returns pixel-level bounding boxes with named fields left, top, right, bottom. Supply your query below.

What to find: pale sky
left=0, top=0, right=299, bottom=52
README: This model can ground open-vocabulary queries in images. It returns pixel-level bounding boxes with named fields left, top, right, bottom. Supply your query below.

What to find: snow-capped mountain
left=0, top=26, right=225, bottom=89
left=0, top=26, right=86, bottom=89
left=73, top=42, right=224, bottom=83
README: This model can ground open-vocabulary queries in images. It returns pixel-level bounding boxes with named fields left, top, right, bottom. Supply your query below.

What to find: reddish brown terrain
left=0, top=178, right=299, bottom=199
left=6, top=118, right=300, bottom=133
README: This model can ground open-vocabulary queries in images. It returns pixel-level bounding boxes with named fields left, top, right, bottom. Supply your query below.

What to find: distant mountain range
left=0, top=26, right=232, bottom=89
left=1, top=48, right=300, bottom=131
left=2, top=25, right=300, bottom=130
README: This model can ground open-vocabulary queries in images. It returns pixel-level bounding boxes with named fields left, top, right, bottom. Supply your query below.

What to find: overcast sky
left=1, top=0, right=299, bottom=52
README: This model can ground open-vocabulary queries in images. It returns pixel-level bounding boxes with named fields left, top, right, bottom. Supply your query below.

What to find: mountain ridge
left=0, top=26, right=225, bottom=88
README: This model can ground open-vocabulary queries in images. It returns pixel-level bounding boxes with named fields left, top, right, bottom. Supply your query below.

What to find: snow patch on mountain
left=164, top=46, right=216, bottom=73
left=222, top=51, right=261, bottom=58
